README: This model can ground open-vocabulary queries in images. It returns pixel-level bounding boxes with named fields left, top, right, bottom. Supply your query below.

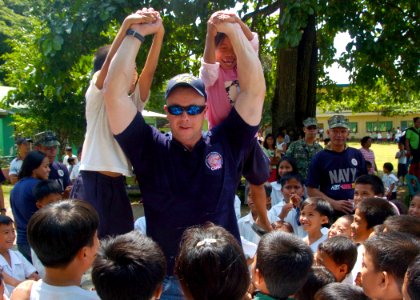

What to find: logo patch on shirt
left=206, top=152, right=223, bottom=171
left=58, top=170, right=64, bottom=177
left=351, top=158, right=358, bottom=166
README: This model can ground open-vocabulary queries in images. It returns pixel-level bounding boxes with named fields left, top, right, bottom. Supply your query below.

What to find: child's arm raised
left=96, top=10, right=158, bottom=90
left=203, top=18, right=218, bottom=64
left=137, top=12, right=164, bottom=103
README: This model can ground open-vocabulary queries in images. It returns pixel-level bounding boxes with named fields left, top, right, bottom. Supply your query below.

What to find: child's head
left=365, top=161, right=373, bottom=173
left=28, top=199, right=99, bottom=272
left=253, top=231, right=313, bottom=298
left=299, top=198, right=333, bottom=233
left=272, top=220, right=294, bottom=234
left=280, top=173, right=304, bottom=202
left=383, top=215, right=420, bottom=239
left=315, top=283, right=368, bottom=300
left=92, top=231, right=166, bottom=300
left=408, top=193, right=420, bottom=218
left=316, top=236, right=357, bottom=282
left=0, top=215, right=15, bottom=251
left=67, top=157, right=76, bottom=166
left=362, top=232, right=420, bottom=300
left=351, top=197, right=397, bottom=243
left=33, top=180, right=62, bottom=209
left=175, top=223, right=249, bottom=300
left=263, top=134, right=275, bottom=149
left=294, top=266, right=336, bottom=300
left=402, top=255, right=420, bottom=300
left=328, top=215, right=353, bottom=238
left=247, top=183, right=272, bottom=212
left=399, top=143, right=405, bottom=150
left=94, top=45, right=111, bottom=72
left=277, top=156, right=298, bottom=179
left=354, top=174, right=385, bottom=207
left=214, top=33, right=236, bottom=70
left=383, top=162, right=394, bottom=174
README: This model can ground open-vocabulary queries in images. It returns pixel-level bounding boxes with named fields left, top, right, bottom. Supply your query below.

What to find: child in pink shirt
left=200, top=12, right=271, bottom=232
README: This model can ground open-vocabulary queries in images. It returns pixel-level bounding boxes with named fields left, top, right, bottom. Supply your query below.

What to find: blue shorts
left=81, top=171, right=134, bottom=238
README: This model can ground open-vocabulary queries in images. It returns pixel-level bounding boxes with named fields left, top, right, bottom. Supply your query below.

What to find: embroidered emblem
left=206, top=152, right=223, bottom=171
left=351, top=158, right=358, bottom=166
left=58, top=170, right=64, bottom=177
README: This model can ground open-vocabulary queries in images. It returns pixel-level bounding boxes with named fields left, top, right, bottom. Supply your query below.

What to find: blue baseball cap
left=165, top=74, right=207, bottom=101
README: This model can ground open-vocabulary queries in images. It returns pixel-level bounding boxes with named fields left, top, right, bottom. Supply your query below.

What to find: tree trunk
left=272, top=13, right=318, bottom=140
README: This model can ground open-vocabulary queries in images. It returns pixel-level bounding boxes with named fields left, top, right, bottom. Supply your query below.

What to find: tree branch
left=242, top=1, right=281, bottom=23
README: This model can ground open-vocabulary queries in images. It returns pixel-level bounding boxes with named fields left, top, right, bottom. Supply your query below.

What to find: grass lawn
left=347, top=141, right=400, bottom=174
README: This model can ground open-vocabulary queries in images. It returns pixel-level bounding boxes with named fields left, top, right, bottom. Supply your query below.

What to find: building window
left=366, top=121, right=392, bottom=132
left=401, top=120, right=414, bottom=130
left=348, top=122, right=358, bottom=133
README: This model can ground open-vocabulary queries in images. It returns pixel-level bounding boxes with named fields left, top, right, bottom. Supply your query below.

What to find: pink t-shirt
left=359, top=148, right=376, bottom=174
left=200, top=33, right=259, bottom=129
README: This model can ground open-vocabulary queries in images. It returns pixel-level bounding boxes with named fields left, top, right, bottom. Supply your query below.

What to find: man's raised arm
left=103, top=9, right=161, bottom=135
left=211, top=13, right=265, bottom=126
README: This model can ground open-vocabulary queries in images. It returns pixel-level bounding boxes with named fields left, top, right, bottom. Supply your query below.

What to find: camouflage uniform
left=286, top=139, right=323, bottom=180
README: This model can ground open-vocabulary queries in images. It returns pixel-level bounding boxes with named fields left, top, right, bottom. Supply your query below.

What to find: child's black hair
left=384, top=215, right=420, bottom=239
left=279, top=172, right=304, bottom=188
left=33, top=180, right=62, bottom=202
left=175, top=223, right=249, bottom=300
left=405, top=255, right=420, bottom=300
left=256, top=231, right=313, bottom=299
left=315, top=283, right=368, bottom=300
left=357, top=197, right=397, bottom=229
left=318, top=236, right=357, bottom=275
left=92, top=231, right=166, bottom=300
left=0, top=215, right=14, bottom=226
left=277, top=156, right=298, bottom=182
left=300, top=197, right=333, bottom=226
left=295, top=266, right=336, bottom=300
left=383, top=162, right=394, bottom=172
left=28, top=199, right=99, bottom=268
left=354, top=174, right=385, bottom=196
left=364, top=232, right=420, bottom=290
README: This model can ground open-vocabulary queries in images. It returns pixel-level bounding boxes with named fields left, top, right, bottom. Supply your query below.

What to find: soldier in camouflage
left=286, top=117, right=323, bottom=180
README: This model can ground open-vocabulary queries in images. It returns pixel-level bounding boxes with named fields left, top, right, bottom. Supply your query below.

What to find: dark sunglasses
left=167, top=105, right=206, bottom=116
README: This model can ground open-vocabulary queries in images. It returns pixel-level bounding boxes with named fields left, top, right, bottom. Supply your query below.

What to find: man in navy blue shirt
left=34, top=131, right=71, bottom=197
left=0, top=167, right=6, bottom=214
left=103, top=9, right=267, bottom=299
left=307, top=115, right=367, bottom=215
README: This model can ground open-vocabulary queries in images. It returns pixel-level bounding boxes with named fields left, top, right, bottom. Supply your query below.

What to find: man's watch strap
left=126, top=29, right=145, bottom=43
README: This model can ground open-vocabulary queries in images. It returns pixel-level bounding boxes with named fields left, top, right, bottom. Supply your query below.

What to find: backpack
left=399, top=127, right=419, bottom=149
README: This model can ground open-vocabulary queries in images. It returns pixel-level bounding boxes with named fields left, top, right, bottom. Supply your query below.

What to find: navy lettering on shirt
left=307, top=147, right=367, bottom=201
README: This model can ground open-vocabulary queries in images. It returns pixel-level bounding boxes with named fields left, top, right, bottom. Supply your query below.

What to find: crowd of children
left=1, top=6, right=419, bottom=300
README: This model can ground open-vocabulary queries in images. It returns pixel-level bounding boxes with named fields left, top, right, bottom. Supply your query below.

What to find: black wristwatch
left=126, top=29, right=145, bottom=43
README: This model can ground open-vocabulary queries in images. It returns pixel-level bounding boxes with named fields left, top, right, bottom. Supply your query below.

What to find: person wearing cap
left=285, top=117, right=323, bottom=181
left=306, top=115, right=367, bottom=216
left=103, top=10, right=265, bottom=299
left=62, top=146, right=77, bottom=170
left=33, top=131, right=71, bottom=197
left=74, top=9, right=164, bottom=239
left=9, top=138, right=32, bottom=185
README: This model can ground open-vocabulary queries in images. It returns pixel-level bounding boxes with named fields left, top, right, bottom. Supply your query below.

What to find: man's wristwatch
left=126, top=29, right=145, bottom=43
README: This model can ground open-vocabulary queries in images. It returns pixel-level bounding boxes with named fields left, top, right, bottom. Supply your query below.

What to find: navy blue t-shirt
left=49, top=161, right=70, bottom=192
left=306, top=147, right=367, bottom=201
left=115, top=108, right=260, bottom=274
left=10, top=177, right=40, bottom=245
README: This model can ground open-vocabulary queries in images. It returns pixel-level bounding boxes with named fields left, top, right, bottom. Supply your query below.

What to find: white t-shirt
left=237, top=211, right=278, bottom=245
left=382, top=173, right=398, bottom=193
left=0, top=249, right=37, bottom=295
left=80, top=72, right=147, bottom=176
left=30, top=280, right=99, bottom=300
left=351, top=244, right=365, bottom=285
left=307, top=234, right=328, bottom=253
left=270, top=182, right=284, bottom=207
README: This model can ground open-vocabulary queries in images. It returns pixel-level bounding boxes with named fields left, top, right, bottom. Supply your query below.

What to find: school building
left=316, top=110, right=418, bottom=140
